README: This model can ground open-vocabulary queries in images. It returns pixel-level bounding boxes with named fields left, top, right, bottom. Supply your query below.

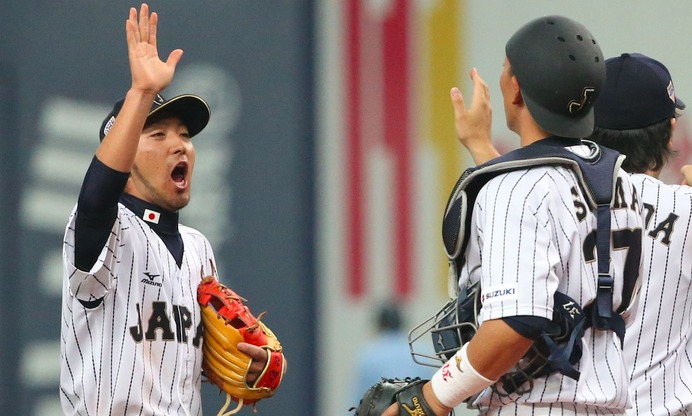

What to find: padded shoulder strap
left=442, top=137, right=622, bottom=266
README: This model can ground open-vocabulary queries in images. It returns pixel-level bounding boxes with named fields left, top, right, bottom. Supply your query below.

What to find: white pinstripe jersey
left=459, top=164, right=644, bottom=415
left=60, top=203, right=217, bottom=416
left=623, top=174, right=692, bottom=416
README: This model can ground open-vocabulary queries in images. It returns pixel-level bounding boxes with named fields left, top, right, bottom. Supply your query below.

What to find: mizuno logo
left=436, top=334, right=445, bottom=350
left=154, top=94, right=165, bottom=106
left=455, top=355, right=464, bottom=372
left=141, top=272, right=162, bottom=287
left=144, top=272, right=160, bottom=281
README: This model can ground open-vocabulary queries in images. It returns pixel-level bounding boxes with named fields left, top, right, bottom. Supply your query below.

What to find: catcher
left=356, top=15, right=643, bottom=416
left=198, top=267, right=286, bottom=415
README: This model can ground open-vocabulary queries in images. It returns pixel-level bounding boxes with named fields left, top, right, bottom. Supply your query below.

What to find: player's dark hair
left=590, top=116, right=677, bottom=173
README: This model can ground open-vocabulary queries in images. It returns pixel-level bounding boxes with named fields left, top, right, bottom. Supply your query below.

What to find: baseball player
left=590, top=53, right=692, bottom=416
left=385, top=16, right=644, bottom=415
left=59, top=4, right=267, bottom=415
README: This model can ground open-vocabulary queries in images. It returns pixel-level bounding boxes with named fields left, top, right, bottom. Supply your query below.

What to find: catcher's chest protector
left=441, top=137, right=636, bottom=384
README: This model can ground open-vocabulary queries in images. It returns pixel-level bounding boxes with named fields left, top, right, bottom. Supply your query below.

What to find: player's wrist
left=430, top=343, right=496, bottom=408
left=463, top=141, right=500, bottom=165
left=124, top=87, right=160, bottom=105
left=422, top=382, right=454, bottom=415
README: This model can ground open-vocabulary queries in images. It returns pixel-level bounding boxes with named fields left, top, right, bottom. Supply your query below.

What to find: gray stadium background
left=0, top=2, right=314, bottom=415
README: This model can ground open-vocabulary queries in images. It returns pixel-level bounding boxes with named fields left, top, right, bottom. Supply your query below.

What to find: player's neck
left=516, top=116, right=551, bottom=147
left=645, top=168, right=661, bottom=179
left=120, top=192, right=180, bottom=234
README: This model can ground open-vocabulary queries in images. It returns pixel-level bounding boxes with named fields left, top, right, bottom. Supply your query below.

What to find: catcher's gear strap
left=442, top=137, right=635, bottom=331
left=497, top=291, right=587, bottom=395
left=430, top=343, right=495, bottom=408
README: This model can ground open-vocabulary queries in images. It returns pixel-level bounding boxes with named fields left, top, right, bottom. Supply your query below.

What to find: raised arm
left=95, top=3, right=183, bottom=172
left=451, top=68, right=500, bottom=165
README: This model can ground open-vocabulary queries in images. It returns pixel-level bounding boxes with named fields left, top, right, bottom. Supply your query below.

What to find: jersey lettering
left=613, top=177, right=629, bottom=209
left=173, top=305, right=193, bottom=343
left=129, top=302, right=200, bottom=345
left=192, top=319, right=204, bottom=347
left=130, top=303, right=144, bottom=342
left=571, top=186, right=587, bottom=221
left=643, top=202, right=656, bottom=227
left=641, top=202, right=679, bottom=246
left=630, top=182, right=640, bottom=213
left=647, top=212, right=679, bottom=246
left=145, top=301, right=175, bottom=341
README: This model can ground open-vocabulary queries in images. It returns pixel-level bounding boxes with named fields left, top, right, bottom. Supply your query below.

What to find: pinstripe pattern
left=624, top=174, right=692, bottom=416
left=459, top=165, right=643, bottom=415
left=60, top=204, right=215, bottom=415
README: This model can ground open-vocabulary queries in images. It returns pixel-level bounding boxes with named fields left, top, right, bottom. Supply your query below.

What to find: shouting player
left=59, top=4, right=268, bottom=415
left=590, top=53, right=692, bottom=416
left=386, top=16, right=644, bottom=415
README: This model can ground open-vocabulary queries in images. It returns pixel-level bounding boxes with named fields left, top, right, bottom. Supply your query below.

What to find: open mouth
left=171, top=161, right=189, bottom=186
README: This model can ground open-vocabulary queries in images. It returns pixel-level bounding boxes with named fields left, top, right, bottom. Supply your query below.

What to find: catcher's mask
left=409, top=283, right=587, bottom=396
left=408, top=280, right=481, bottom=368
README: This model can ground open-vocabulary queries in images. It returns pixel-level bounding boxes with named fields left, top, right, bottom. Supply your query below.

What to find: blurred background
left=2, top=1, right=692, bottom=415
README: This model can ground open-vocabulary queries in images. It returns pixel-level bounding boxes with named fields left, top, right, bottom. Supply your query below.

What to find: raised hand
left=682, top=165, right=692, bottom=186
left=451, top=68, right=499, bottom=165
left=125, top=3, right=182, bottom=95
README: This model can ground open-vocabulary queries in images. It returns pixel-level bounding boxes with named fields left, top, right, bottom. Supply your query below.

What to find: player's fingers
left=450, top=87, right=466, bottom=118
left=138, top=3, right=150, bottom=43
left=165, top=49, right=184, bottom=69
left=470, top=67, right=490, bottom=107
left=237, top=342, right=267, bottom=362
left=149, top=11, right=158, bottom=49
left=238, top=343, right=268, bottom=384
left=127, top=7, right=139, bottom=44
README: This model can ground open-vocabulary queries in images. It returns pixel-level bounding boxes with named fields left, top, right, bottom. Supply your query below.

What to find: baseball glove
left=198, top=274, right=285, bottom=415
left=351, top=377, right=444, bottom=416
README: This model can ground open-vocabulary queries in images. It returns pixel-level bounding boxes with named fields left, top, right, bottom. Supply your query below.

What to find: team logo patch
left=667, top=80, right=677, bottom=103
left=567, top=87, right=595, bottom=114
left=480, top=283, right=517, bottom=304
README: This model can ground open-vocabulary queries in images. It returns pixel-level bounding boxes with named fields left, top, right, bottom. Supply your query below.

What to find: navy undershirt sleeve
left=502, top=315, right=551, bottom=341
left=74, top=156, right=129, bottom=271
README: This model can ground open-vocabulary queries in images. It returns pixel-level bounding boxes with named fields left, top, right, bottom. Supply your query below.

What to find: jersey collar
left=120, top=193, right=180, bottom=234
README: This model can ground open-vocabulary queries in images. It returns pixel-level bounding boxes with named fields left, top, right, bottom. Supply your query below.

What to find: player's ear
left=511, top=76, right=523, bottom=106
left=669, top=117, right=676, bottom=149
